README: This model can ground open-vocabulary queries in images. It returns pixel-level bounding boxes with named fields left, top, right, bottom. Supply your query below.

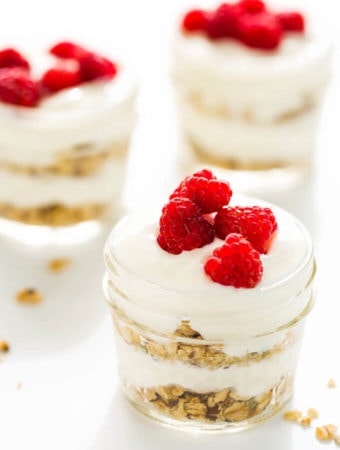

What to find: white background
left=0, top=1, right=340, bottom=449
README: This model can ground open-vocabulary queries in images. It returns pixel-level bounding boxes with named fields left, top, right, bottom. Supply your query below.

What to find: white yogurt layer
left=172, top=30, right=331, bottom=162
left=179, top=100, right=319, bottom=164
left=0, top=159, right=126, bottom=207
left=0, top=70, right=137, bottom=166
left=104, top=194, right=315, bottom=340
left=116, top=336, right=300, bottom=397
left=172, top=32, right=331, bottom=122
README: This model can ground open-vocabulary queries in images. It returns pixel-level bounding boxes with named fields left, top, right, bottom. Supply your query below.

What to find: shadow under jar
left=103, top=206, right=316, bottom=432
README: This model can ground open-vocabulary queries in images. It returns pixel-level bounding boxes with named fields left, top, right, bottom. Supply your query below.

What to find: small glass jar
left=0, top=62, right=137, bottom=243
left=103, top=210, right=316, bottom=432
left=171, top=17, right=333, bottom=196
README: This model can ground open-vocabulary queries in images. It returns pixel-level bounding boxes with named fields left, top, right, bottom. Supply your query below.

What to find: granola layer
left=0, top=141, right=128, bottom=177
left=0, top=202, right=108, bottom=226
left=129, top=375, right=291, bottom=424
left=187, top=139, right=308, bottom=171
left=185, top=90, right=316, bottom=125
left=114, top=319, right=292, bottom=370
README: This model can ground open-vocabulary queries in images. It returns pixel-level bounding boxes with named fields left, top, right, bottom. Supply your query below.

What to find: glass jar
left=171, top=23, right=332, bottom=196
left=103, top=209, right=316, bottom=432
left=0, top=64, right=137, bottom=243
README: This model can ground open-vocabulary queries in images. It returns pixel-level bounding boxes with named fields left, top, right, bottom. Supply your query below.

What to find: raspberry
left=49, top=41, right=87, bottom=59
left=182, top=9, right=208, bottom=32
left=238, top=0, right=266, bottom=14
left=238, top=12, right=283, bottom=50
left=40, top=65, right=82, bottom=93
left=205, top=3, right=242, bottom=40
left=214, top=206, right=277, bottom=253
left=157, top=198, right=215, bottom=254
left=78, top=52, right=117, bottom=82
left=0, top=68, right=40, bottom=107
left=204, top=233, right=263, bottom=288
left=0, top=48, right=30, bottom=70
left=276, top=12, right=305, bottom=33
left=170, top=169, right=232, bottom=214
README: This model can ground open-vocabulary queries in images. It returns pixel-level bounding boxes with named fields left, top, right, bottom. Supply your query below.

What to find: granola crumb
left=327, top=378, right=336, bottom=388
left=0, top=340, right=9, bottom=352
left=334, top=434, right=340, bottom=446
left=315, top=424, right=338, bottom=441
left=48, top=258, right=70, bottom=273
left=17, top=382, right=22, bottom=390
left=299, top=416, right=312, bottom=427
left=283, top=410, right=302, bottom=422
left=16, top=288, right=43, bottom=304
left=307, top=408, right=319, bottom=420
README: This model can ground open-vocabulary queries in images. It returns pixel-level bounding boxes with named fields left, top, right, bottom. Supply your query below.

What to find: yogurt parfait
left=104, top=169, right=316, bottom=431
left=172, top=1, right=332, bottom=193
left=0, top=41, right=137, bottom=236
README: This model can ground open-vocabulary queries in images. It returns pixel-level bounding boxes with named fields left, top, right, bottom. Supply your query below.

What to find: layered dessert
left=172, top=1, right=332, bottom=187
left=104, top=169, right=316, bottom=430
left=0, top=42, right=137, bottom=226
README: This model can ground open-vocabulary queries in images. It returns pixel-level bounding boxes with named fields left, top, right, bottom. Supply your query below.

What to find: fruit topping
left=238, top=13, right=282, bottom=50
left=181, top=9, right=209, bottom=32
left=0, top=68, right=40, bottom=107
left=49, top=41, right=87, bottom=59
left=157, top=198, right=215, bottom=254
left=157, top=169, right=279, bottom=288
left=0, top=41, right=119, bottom=106
left=78, top=52, right=117, bottom=82
left=170, top=169, right=232, bottom=213
left=238, top=0, right=266, bottom=14
left=204, top=233, right=263, bottom=288
left=214, top=205, right=277, bottom=253
left=205, top=3, right=242, bottom=40
left=40, top=64, right=82, bottom=93
left=181, top=0, right=305, bottom=50
left=0, top=48, right=30, bottom=70
left=276, top=12, right=305, bottom=32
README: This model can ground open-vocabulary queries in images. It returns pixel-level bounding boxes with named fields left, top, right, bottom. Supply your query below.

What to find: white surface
left=1, top=1, right=340, bottom=449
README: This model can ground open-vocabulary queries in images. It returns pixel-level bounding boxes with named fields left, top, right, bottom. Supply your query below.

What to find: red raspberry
left=181, top=9, right=208, bottom=32
left=49, top=41, right=87, bottom=59
left=157, top=198, right=215, bottom=254
left=276, top=12, right=305, bottom=33
left=239, top=12, right=283, bottom=50
left=0, top=48, right=30, bottom=70
left=40, top=65, right=82, bottom=93
left=170, top=169, right=232, bottom=214
left=78, top=52, right=117, bottom=82
left=205, top=3, right=242, bottom=40
left=0, top=68, right=40, bottom=107
left=214, top=206, right=277, bottom=254
left=238, top=0, right=266, bottom=14
left=204, top=233, right=263, bottom=288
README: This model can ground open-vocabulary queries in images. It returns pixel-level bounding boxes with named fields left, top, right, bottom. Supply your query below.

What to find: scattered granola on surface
left=16, top=288, right=43, bottom=304
left=283, top=409, right=302, bottom=422
left=315, top=424, right=338, bottom=441
left=48, top=258, right=70, bottom=273
left=327, top=378, right=336, bottom=388
left=0, top=340, right=9, bottom=352
left=307, top=408, right=319, bottom=420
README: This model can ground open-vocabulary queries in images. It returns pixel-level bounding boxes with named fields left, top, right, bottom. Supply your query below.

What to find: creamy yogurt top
left=0, top=60, right=137, bottom=165
left=172, top=32, right=332, bottom=121
left=104, top=195, right=315, bottom=338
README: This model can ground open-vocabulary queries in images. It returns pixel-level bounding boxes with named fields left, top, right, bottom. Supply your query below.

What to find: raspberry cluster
left=157, top=169, right=278, bottom=288
left=0, top=41, right=118, bottom=107
left=181, top=1, right=305, bottom=50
